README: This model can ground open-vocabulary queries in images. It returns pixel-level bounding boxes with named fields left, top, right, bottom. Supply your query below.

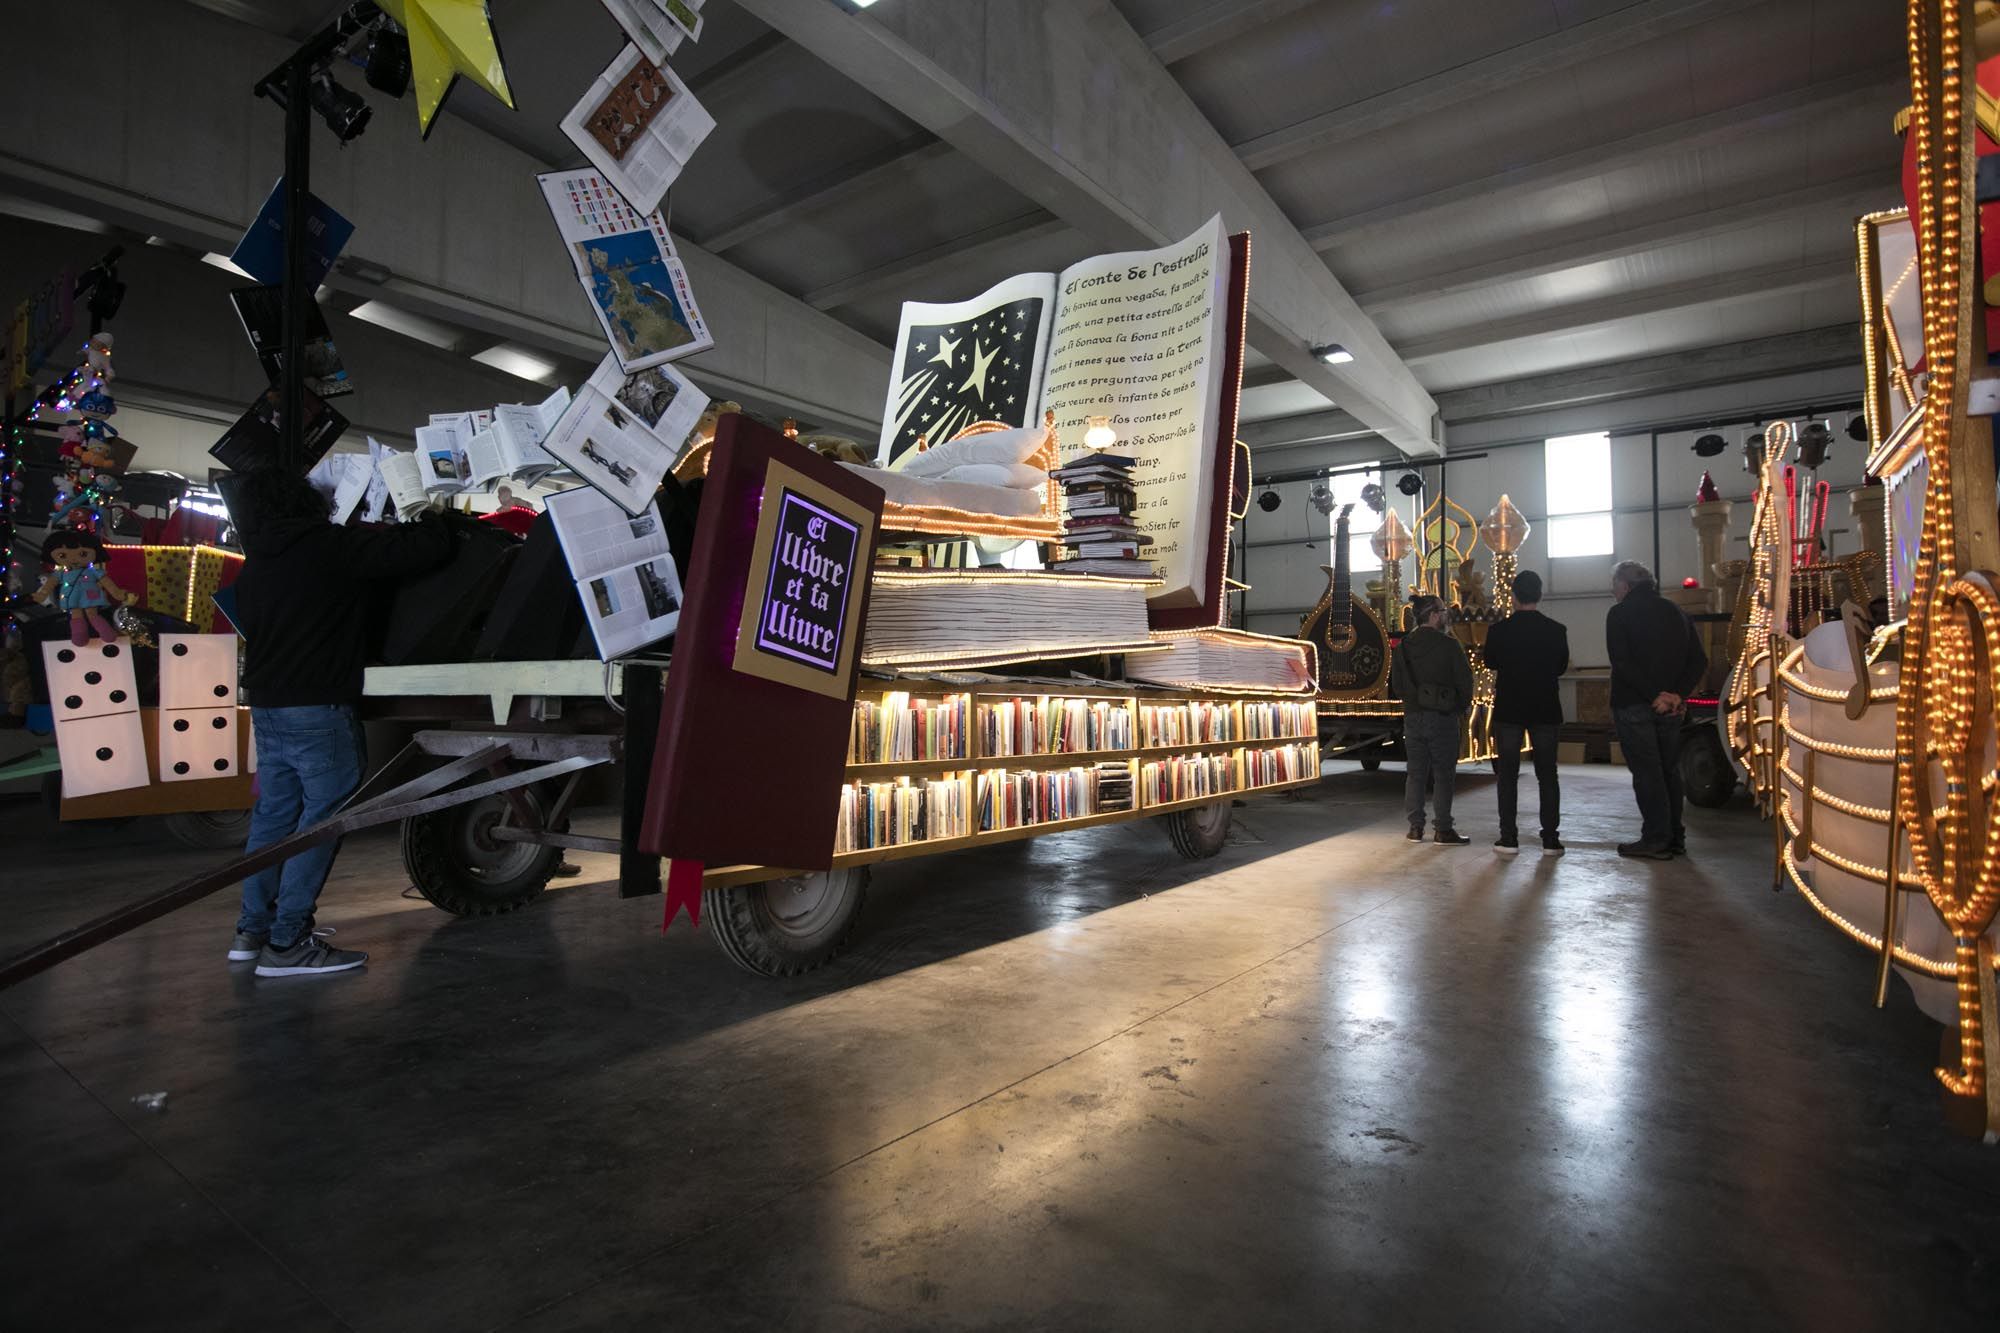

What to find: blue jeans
left=237, top=705, right=366, bottom=948
left=1612, top=702, right=1684, bottom=849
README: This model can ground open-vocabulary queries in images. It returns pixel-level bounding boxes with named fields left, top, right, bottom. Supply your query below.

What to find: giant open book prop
left=874, top=216, right=1248, bottom=619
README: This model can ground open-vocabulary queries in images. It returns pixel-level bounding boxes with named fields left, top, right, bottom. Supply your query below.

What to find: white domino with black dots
left=41, top=638, right=149, bottom=798
left=158, top=634, right=243, bottom=782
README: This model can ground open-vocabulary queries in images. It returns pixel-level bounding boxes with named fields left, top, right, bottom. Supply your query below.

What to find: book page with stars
left=874, top=272, right=1059, bottom=467
left=1038, top=215, right=1227, bottom=610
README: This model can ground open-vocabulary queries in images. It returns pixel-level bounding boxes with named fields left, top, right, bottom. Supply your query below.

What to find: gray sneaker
left=254, top=936, right=368, bottom=978
left=228, top=925, right=334, bottom=963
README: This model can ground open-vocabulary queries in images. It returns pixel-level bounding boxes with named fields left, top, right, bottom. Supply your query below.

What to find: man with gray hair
left=1392, top=594, right=1475, bottom=845
left=1605, top=559, right=1708, bottom=859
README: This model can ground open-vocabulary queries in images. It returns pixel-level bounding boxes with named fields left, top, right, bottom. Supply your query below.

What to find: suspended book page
left=559, top=44, right=714, bottom=216
left=536, top=168, right=715, bottom=372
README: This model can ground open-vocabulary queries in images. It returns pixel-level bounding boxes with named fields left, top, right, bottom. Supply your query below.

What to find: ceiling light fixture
left=1311, top=343, right=1354, bottom=365
left=1257, top=489, right=1282, bottom=512
left=471, top=343, right=559, bottom=384
left=201, top=252, right=256, bottom=279
left=1692, top=432, right=1728, bottom=457
left=347, top=299, right=459, bottom=349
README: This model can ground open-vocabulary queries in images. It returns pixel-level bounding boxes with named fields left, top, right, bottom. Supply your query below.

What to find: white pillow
left=940, top=461, right=1046, bottom=490
left=901, top=425, right=1046, bottom=477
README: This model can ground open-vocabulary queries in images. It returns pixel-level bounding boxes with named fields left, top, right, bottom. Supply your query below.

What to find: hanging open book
left=873, top=215, right=1247, bottom=619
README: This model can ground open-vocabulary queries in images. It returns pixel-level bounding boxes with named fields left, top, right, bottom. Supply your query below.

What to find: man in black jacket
left=1392, top=594, right=1475, bottom=846
left=1605, top=559, right=1708, bottom=860
left=1482, top=570, right=1568, bottom=855
left=225, top=468, right=454, bottom=977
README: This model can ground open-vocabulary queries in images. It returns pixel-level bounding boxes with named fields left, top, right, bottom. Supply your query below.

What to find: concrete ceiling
left=175, top=0, right=1902, bottom=455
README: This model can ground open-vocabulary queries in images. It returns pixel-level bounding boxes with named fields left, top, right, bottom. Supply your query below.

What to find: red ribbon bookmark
left=662, top=858, right=704, bottom=932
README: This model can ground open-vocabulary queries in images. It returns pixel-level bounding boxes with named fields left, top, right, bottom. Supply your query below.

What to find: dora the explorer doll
left=33, top=529, right=137, bottom=645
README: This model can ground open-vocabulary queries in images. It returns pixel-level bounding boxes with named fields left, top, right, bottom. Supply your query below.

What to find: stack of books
left=1051, top=454, right=1154, bottom=578
left=1093, top=761, right=1134, bottom=813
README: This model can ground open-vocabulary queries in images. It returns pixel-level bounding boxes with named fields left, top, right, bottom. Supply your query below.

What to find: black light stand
left=252, top=1, right=381, bottom=475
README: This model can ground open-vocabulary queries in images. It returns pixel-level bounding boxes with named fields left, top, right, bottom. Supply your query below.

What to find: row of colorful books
left=979, top=696, right=1135, bottom=757
left=834, top=773, right=974, bottom=853
left=1240, top=701, right=1317, bottom=741
left=1139, top=742, right=1320, bottom=805
left=849, top=691, right=971, bottom=764
left=977, top=761, right=1133, bottom=831
left=1137, top=699, right=1318, bottom=747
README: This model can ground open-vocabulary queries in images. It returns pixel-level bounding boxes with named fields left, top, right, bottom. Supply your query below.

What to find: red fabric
left=662, top=858, right=704, bottom=932
left=479, top=505, right=538, bottom=538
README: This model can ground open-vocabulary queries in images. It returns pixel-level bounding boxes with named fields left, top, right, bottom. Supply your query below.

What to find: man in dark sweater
left=225, top=468, right=454, bottom=976
left=1605, top=559, right=1708, bottom=860
left=1392, top=594, right=1475, bottom=846
left=1482, top=569, right=1568, bottom=855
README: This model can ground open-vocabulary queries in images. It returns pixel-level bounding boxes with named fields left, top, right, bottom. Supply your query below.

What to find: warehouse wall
left=1240, top=365, right=1871, bottom=668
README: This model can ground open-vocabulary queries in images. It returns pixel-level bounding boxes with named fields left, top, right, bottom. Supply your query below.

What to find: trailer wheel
left=1358, top=755, right=1382, bottom=772
left=704, top=868, right=868, bottom=977
left=401, top=791, right=560, bottom=916
left=1681, top=725, right=1737, bottom=808
left=1162, top=800, right=1232, bottom=859
left=162, top=808, right=253, bottom=850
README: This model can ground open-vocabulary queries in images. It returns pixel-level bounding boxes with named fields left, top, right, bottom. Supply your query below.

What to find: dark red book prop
left=639, top=416, right=883, bottom=927
left=1149, top=231, right=1251, bottom=633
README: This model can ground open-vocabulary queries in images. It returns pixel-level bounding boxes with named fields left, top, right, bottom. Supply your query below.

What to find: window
left=1325, top=468, right=1382, bottom=572
left=1543, top=431, right=1614, bottom=558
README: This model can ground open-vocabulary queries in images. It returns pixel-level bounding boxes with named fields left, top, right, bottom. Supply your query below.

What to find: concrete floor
left=3, top=762, right=1998, bottom=1331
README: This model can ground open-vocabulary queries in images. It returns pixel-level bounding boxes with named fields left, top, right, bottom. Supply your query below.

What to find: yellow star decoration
left=376, top=0, right=515, bottom=137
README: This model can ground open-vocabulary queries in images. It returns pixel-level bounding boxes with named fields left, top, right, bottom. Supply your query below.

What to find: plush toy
left=32, top=528, right=137, bottom=646
left=86, top=331, right=114, bottom=380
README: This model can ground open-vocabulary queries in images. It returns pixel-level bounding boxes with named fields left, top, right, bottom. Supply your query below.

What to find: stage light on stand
left=1083, top=416, right=1117, bottom=451
left=1311, top=343, right=1353, bottom=365
left=309, top=67, right=372, bottom=143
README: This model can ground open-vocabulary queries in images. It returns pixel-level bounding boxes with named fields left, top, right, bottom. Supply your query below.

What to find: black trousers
left=1613, top=703, right=1685, bottom=849
left=1493, top=721, right=1560, bottom=838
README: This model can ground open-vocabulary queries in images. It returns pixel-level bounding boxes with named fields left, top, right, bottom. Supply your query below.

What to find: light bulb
left=1083, top=416, right=1117, bottom=451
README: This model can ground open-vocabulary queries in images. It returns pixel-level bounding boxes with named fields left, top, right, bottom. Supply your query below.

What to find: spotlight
left=1310, top=343, right=1354, bottom=365
left=363, top=20, right=412, bottom=97
left=1796, top=420, right=1832, bottom=469
left=1846, top=414, right=1870, bottom=442
left=1692, top=432, right=1728, bottom=457
left=1744, top=432, right=1766, bottom=473
left=308, top=67, right=372, bottom=143
left=1396, top=472, right=1424, bottom=497
left=1258, top=489, right=1282, bottom=512
left=1308, top=483, right=1334, bottom=515
left=1359, top=481, right=1386, bottom=514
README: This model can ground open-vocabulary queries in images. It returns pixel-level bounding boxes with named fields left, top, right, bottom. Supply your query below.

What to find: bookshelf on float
left=826, top=678, right=1319, bottom=866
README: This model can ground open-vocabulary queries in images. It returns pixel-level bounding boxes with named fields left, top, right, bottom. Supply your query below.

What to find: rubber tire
left=1681, top=725, right=1738, bottom=808
left=41, top=771, right=136, bottom=829
left=704, top=867, right=868, bottom=977
left=1358, top=755, right=1382, bottom=772
left=400, top=790, right=561, bottom=916
left=161, top=808, right=253, bottom=850
left=1162, top=800, right=1232, bottom=859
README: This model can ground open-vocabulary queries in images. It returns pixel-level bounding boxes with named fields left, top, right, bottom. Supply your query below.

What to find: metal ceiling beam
left=1235, top=0, right=1753, bottom=172
left=1304, top=72, right=1904, bottom=249
left=1394, top=256, right=1855, bottom=362
left=804, top=214, right=1069, bottom=311
left=732, top=0, right=1443, bottom=456
left=1240, top=407, right=1376, bottom=451
left=1352, top=174, right=1897, bottom=311
left=685, top=31, right=793, bottom=99
left=699, top=136, right=951, bottom=254
left=1142, top=0, right=1324, bottom=65
left=1433, top=324, right=1861, bottom=424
